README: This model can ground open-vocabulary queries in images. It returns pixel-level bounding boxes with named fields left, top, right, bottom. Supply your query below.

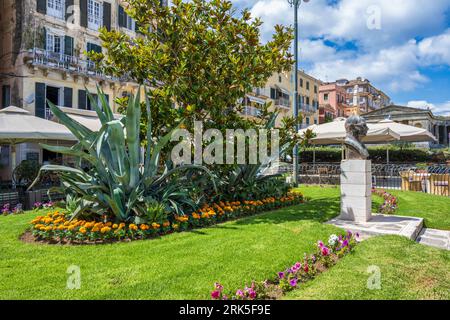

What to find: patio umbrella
left=0, top=106, right=76, bottom=187
left=298, top=117, right=401, bottom=145
left=370, top=119, right=437, bottom=164
left=369, top=119, right=437, bottom=143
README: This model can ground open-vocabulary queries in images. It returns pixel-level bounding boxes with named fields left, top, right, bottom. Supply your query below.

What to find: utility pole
left=288, top=0, right=300, bottom=186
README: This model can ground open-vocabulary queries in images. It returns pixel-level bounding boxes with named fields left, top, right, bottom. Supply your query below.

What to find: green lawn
left=0, top=199, right=341, bottom=300
left=0, top=186, right=448, bottom=300
left=285, top=235, right=450, bottom=300
left=300, top=185, right=450, bottom=230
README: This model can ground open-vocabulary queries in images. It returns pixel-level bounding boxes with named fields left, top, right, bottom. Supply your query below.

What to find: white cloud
left=233, top=0, right=450, bottom=94
left=407, top=100, right=450, bottom=116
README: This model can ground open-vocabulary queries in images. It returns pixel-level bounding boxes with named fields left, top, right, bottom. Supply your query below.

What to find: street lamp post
left=288, top=0, right=300, bottom=186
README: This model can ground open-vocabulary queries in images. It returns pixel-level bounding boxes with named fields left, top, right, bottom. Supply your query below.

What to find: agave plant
left=30, top=86, right=214, bottom=223
left=217, top=114, right=291, bottom=201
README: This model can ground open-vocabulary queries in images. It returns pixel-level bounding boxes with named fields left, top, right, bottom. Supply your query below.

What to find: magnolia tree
left=93, top=0, right=297, bottom=138
left=91, top=0, right=309, bottom=200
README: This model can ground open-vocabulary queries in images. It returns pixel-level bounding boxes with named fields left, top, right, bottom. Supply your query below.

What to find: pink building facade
left=318, top=83, right=348, bottom=123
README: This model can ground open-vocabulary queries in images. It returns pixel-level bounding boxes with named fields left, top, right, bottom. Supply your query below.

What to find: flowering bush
left=372, top=189, right=398, bottom=214
left=1, top=203, right=23, bottom=216
left=28, top=192, right=304, bottom=243
left=211, top=231, right=358, bottom=300
left=33, top=201, right=55, bottom=210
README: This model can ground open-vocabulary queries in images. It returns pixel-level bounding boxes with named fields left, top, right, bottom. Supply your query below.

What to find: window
left=300, top=78, right=303, bottom=87
left=306, top=97, right=310, bottom=105
left=88, top=0, right=103, bottom=31
left=1, top=85, right=11, bottom=108
left=314, top=85, right=317, bottom=94
left=306, top=81, right=310, bottom=90
left=126, top=15, right=136, bottom=30
left=46, top=32, right=63, bottom=54
left=47, top=0, right=65, bottom=19
left=278, top=75, right=282, bottom=83
left=324, top=93, right=329, bottom=101
left=119, top=5, right=136, bottom=31
left=305, top=117, right=310, bottom=125
left=87, top=42, right=102, bottom=54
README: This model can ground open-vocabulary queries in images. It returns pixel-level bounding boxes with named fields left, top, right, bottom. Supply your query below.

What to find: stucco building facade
left=0, top=0, right=166, bottom=181
left=363, top=105, right=450, bottom=147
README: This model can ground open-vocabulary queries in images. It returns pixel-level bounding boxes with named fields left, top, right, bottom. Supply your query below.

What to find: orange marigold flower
left=100, top=227, right=111, bottom=234
left=112, top=224, right=118, bottom=229
left=151, top=223, right=160, bottom=229
left=79, top=227, right=87, bottom=234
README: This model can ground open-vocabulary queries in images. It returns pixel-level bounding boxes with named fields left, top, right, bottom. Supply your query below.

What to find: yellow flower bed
left=29, top=192, right=304, bottom=243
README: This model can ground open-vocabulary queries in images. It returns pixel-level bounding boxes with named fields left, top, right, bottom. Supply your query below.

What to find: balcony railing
left=29, top=48, right=120, bottom=81
left=253, top=87, right=271, bottom=97
left=242, top=106, right=261, bottom=117
left=300, top=104, right=316, bottom=114
left=44, top=107, right=53, bottom=120
left=274, top=97, right=290, bottom=109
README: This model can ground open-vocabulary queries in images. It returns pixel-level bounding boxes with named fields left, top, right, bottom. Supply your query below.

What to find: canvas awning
left=298, top=117, right=401, bottom=145
left=55, top=107, right=122, bottom=132
left=0, top=106, right=77, bottom=188
left=0, top=106, right=76, bottom=144
left=369, top=119, right=437, bottom=142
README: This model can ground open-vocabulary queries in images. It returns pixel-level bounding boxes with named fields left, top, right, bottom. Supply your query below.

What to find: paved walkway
left=327, top=215, right=450, bottom=251
left=416, top=228, right=450, bottom=250
left=327, top=214, right=423, bottom=241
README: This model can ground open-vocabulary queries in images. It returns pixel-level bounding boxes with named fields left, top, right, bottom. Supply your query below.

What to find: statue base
left=339, top=159, right=372, bottom=223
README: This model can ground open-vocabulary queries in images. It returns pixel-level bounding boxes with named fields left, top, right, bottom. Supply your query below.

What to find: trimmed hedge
left=299, top=147, right=448, bottom=164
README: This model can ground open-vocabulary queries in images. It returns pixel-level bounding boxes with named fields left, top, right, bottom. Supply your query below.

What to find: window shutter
left=78, top=90, right=87, bottom=110
left=35, top=83, right=46, bottom=118
left=64, top=87, right=73, bottom=108
left=37, top=0, right=47, bottom=14
left=103, top=2, right=111, bottom=31
left=64, top=36, right=74, bottom=56
left=94, top=44, right=102, bottom=53
left=65, top=0, right=74, bottom=21
left=118, top=5, right=125, bottom=28
left=105, top=94, right=110, bottom=105
left=80, top=0, right=88, bottom=28
left=43, top=27, right=47, bottom=50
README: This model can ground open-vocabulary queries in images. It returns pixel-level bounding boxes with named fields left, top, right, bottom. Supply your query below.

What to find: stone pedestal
left=339, top=160, right=372, bottom=222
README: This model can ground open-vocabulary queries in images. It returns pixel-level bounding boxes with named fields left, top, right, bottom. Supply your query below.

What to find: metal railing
left=242, top=106, right=261, bottom=117
left=253, top=87, right=271, bottom=97
left=30, top=48, right=119, bottom=81
left=300, top=103, right=316, bottom=114
left=272, top=162, right=450, bottom=197
left=275, top=97, right=290, bottom=109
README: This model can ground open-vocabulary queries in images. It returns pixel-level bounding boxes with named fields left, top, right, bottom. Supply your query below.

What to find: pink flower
left=321, top=246, right=329, bottom=256
left=211, top=290, right=220, bottom=299
left=248, top=289, right=257, bottom=299
left=236, top=289, right=244, bottom=297
left=289, top=278, right=298, bottom=287
left=304, top=264, right=309, bottom=273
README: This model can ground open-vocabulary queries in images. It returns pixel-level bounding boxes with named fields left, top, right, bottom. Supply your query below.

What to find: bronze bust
left=344, top=115, right=370, bottom=160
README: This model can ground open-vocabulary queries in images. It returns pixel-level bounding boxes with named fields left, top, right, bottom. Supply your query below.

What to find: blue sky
left=230, top=0, right=450, bottom=115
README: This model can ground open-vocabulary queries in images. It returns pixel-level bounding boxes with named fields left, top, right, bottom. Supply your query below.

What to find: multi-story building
left=0, top=0, right=167, bottom=181
left=318, top=77, right=391, bottom=120
left=242, top=69, right=321, bottom=128
left=339, top=77, right=391, bottom=114
left=318, top=82, right=348, bottom=123
left=296, top=70, right=320, bottom=128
